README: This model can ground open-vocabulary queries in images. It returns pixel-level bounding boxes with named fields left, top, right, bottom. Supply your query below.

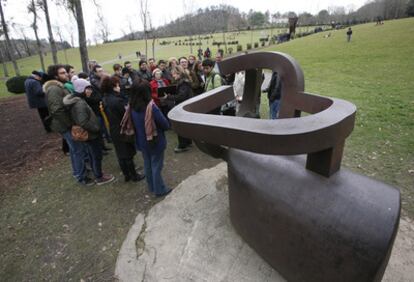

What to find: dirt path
left=0, top=96, right=62, bottom=195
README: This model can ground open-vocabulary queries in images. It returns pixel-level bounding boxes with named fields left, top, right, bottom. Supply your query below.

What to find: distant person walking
left=347, top=27, right=353, bottom=42
left=24, top=70, right=51, bottom=133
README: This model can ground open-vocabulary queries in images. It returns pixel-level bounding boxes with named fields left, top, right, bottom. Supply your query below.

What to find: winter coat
left=64, top=81, right=75, bottom=94
left=43, top=80, right=72, bottom=133
left=204, top=71, right=222, bottom=92
left=161, top=69, right=173, bottom=83
left=24, top=76, right=47, bottom=108
left=137, top=69, right=152, bottom=81
left=103, top=92, right=136, bottom=159
left=88, top=74, right=103, bottom=116
left=149, top=78, right=169, bottom=106
left=131, top=104, right=170, bottom=154
left=266, top=71, right=282, bottom=102
left=63, top=93, right=101, bottom=140
left=172, top=79, right=193, bottom=105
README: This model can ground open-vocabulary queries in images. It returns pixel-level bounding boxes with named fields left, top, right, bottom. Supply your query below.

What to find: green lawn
left=262, top=18, right=414, bottom=214
left=0, top=26, right=324, bottom=98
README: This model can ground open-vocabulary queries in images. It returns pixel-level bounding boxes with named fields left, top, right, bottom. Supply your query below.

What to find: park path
left=99, top=45, right=170, bottom=67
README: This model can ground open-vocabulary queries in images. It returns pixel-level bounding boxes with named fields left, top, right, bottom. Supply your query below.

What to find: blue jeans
left=142, top=150, right=169, bottom=195
left=85, top=138, right=103, bottom=179
left=269, top=99, right=280, bottom=120
left=62, top=130, right=87, bottom=181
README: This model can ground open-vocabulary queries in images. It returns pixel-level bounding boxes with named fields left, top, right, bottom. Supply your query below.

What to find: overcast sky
left=3, top=0, right=368, bottom=44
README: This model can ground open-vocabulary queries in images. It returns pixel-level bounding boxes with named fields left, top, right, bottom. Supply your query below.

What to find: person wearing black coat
left=264, top=71, right=283, bottom=119
left=162, top=65, right=193, bottom=153
left=24, top=71, right=51, bottom=132
left=101, top=76, right=144, bottom=182
left=137, top=60, right=152, bottom=81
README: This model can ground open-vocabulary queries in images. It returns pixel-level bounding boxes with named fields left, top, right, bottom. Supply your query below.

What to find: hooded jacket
left=63, top=93, right=101, bottom=140
left=24, top=76, right=47, bottom=109
left=43, top=80, right=72, bottom=133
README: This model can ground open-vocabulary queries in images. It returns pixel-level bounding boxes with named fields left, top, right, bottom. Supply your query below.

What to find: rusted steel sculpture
left=168, top=52, right=400, bottom=282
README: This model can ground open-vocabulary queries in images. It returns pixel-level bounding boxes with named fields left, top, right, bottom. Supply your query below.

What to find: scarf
left=145, top=100, right=158, bottom=141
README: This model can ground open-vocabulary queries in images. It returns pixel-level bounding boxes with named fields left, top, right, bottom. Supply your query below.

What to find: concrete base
left=115, top=163, right=414, bottom=282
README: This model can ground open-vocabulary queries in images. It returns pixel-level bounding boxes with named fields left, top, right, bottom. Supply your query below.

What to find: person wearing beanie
left=24, top=70, right=51, bottom=132
left=149, top=68, right=169, bottom=109
left=63, top=78, right=115, bottom=186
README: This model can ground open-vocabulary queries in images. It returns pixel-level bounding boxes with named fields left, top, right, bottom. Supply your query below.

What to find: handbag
left=71, top=125, right=89, bottom=141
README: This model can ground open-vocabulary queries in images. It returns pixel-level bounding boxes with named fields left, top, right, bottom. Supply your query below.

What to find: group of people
left=24, top=51, right=284, bottom=197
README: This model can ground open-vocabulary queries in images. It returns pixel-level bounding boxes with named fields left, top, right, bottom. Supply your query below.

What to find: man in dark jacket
left=264, top=71, right=283, bottom=119
left=89, top=64, right=112, bottom=148
left=137, top=60, right=152, bottom=81
left=44, top=64, right=91, bottom=185
left=24, top=70, right=51, bottom=132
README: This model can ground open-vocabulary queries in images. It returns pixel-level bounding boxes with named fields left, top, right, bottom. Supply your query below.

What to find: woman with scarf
left=101, top=76, right=144, bottom=182
left=130, top=79, right=171, bottom=197
left=149, top=68, right=171, bottom=117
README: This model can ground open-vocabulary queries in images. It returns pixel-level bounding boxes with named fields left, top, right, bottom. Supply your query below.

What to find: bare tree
left=128, top=19, right=135, bottom=40
left=55, top=25, right=68, bottom=63
left=0, top=34, right=9, bottom=77
left=0, top=0, right=20, bottom=75
left=19, top=27, right=32, bottom=56
left=28, top=0, right=45, bottom=71
left=138, top=0, right=149, bottom=57
left=39, top=0, right=58, bottom=64
left=58, top=0, right=89, bottom=72
left=92, top=0, right=110, bottom=43
left=148, top=11, right=156, bottom=59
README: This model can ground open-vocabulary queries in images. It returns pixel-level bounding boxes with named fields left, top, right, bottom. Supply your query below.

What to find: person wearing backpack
left=63, top=78, right=115, bottom=186
left=24, top=70, right=51, bottom=133
left=44, top=64, right=89, bottom=184
left=202, top=58, right=223, bottom=92
left=264, top=71, right=283, bottom=119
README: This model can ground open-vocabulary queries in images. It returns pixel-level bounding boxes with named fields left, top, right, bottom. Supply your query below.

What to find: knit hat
left=152, top=68, right=162, bottom=76
left=73, top=78, right=92, bottom=93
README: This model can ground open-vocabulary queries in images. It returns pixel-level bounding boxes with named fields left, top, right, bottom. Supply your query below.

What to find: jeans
left=62, top=130, right=87, bottom=181
left=269, top=99, right=280, bottom=120
left=85, top=138, right=103, bottom=179
left=142, top=150, right=169, bottom=195
left=177, top=135, right=192, bottom=149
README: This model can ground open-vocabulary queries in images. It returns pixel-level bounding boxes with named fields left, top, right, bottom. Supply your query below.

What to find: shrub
left=228, top=47, right=233, bottom=54
left=261, top=41, right=266, bottom=47
left=254, top=42, right=259, bottom=48
left=237, top=45, right=242, bottom=52
left=247, top=43, right=252, bottom=50
left=6, top=76, right=28, bottom=94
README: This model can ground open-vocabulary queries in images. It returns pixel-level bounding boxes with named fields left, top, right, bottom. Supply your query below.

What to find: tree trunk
left=22, top=34, right=32, bottom=56
left=0, top=42, right=9, bottom=77
left=31, top=0, right=46, bottom=72
left=0, top=1, right=20, bottom=76
left=152, top=37, right=155, bottom=59
left=11, top=39, right=22, bottom=59
left=144, top=32, right=148, bottom=58
left=42, top=0, right=58, bottom=64
left=73, top=0, right=89, bottom=72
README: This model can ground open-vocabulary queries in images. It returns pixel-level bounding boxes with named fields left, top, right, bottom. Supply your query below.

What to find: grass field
left=263, top=18, right=414, bottom=213
left=0, top=18, right=413, bottom=280
left=0, top=26, right=325, bottom=98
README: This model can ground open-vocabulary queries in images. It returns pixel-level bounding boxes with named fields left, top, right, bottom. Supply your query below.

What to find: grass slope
left=0, top=26, right=322, bottom=98
left=263, top=18, right=414, bottom=213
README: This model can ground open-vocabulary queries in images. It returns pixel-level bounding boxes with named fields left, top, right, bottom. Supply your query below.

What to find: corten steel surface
left=168, top=51, right=356, bottom=177
left=228, top=150, right=400, bottom=282
left=168, top=52, right=401, bottom=281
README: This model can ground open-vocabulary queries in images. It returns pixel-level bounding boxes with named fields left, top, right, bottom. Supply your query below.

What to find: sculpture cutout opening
left=168, top=51, right=400, bottom=282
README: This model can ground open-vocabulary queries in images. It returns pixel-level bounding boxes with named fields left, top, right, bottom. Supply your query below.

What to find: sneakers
left=155, top=188, right=172, bottom=198
left=79, top=176, right=95, bottom=187
left=95, top=173, right=115, bottom=186
left=174, top=146, right=189, bottom=153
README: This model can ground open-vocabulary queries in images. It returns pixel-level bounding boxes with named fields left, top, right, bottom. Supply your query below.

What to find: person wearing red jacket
left=149, top=68, right=169, bottom=107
